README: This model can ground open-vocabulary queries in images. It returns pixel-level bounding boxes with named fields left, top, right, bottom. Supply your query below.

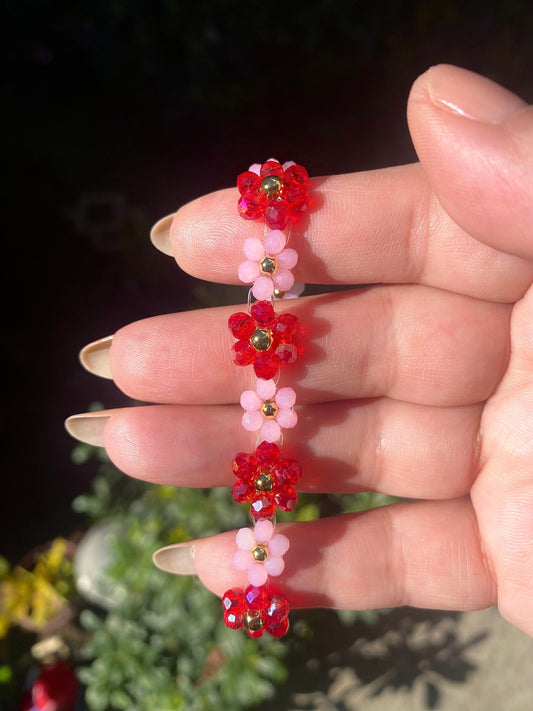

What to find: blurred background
left=2, top=1, right=533, bottom=709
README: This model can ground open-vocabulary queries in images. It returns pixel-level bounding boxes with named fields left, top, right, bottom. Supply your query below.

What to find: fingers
left=158, top=498, right=496, bottom=612
left=408, top=64, right=533, bottom=261
left=101, top=399, right=482, bottom=500
left=109, top=287, right=510, bottom=408
left=471, top=284, right=533, bottom=636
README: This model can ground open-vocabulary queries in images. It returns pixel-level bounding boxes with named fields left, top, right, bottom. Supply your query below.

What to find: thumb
left=407, top=64, right=533, bottom=260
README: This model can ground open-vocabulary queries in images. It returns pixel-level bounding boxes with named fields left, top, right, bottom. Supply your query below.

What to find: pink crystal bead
left=264, top=230, right=286, bottom=254
left=252, top=276, right=274, bottom=300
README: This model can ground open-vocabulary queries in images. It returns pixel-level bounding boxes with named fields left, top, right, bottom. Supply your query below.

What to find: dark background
left=2, top=0, right=533, bottom=559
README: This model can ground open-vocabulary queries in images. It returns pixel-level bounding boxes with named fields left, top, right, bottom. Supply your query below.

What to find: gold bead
left=260, top=256, right=277, bottom=275
left=251, top=544, right=268, bottom=562
left=250, top=328, right=273, bottom=351
left=261, top=400, right=278, bottom=419
left=273, top=288, right=287, bottom=299
left=244, top=609, right=264, bottom=632
left=260, top=175, right=283, bottom=197
left=255, top=472, right=274, bottom=491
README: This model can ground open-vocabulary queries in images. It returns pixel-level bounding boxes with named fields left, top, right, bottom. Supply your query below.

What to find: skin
left=90, top=65, right=533, bottom=636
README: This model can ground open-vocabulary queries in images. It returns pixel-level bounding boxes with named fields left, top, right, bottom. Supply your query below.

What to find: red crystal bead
left=237, top=171, right=260, bottom=194
left=266, top=592, right=290, bottom=624
left=222, top=588, right=245, bottom=613
left=254, top=351, right=280, bottom=380
left=232, top=453, right=255, bottom=480
left=260, top=160, right=284, bottom=178
left=232, top=340, right=256, bottom=366
left=265, top=617, right=290, bottom=638
left=276, top=342, right=298, bottom=365
left=264, top=202, right=290, bottom=230
left=250, top=300, right=275, bottom=326
left=228, top=312, right=254, bottom=339
left=272, top=313, right=299, bottom=340
left=245, top=623, right=265, bottom=639
left=244, top=584, right=268, bottom=610
left=250, top=495, right=275, bottom=520
left=224, top=610, right=244, bottom=629
left=238, top=194, right=264, bottom=220
left=275, top=458, right=302, bottom=486
left=284, top=163, right=309, bottom=187
left=274, top=486, right=297, bottom=512
left=232, top=479, right=254, bottom=503
left=255, top=441, right=280, bottom=466
left=283, top=186, right=307, bottom=212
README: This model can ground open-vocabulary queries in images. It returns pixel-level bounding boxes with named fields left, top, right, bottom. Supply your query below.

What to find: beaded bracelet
left=221, top=158, right=311, bottom=639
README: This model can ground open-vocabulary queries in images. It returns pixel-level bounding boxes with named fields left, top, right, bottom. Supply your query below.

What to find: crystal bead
left=237, top=171, right=260, bottom=194
left=224, top=610, right=244, bottom=629
left=232, top=480, right=253, bottom=503
left=222, top=588, right=244, bottom=611
left=284, top=163, right=309, bottom=187
left=265, top=202, right=290, bottom=230
left=272, top=313, right=299, bottom=340
left=276, top=342, right=298, bottom=365
left=232, top=340, right=256, bottom=366
left=266, top=592, right=290, bottom=623
left=250, top=495, right=275, bottom=521
left=254, top=352, right=280, bottom=380
left=265, top=617, right=289, bottom=637
left=244, top=584, right=268, bottom=610
left=260, top=160, right=284, bottom=178
left=232, top=453, right=256, bottom=480
left=228, top=312, right=254, bottom=339
left=274, top=487, right=297, bottom=511
left=256, top=441, right=280, bottom=465
left=275, top=458, right=302, bottom=486
left=238, top=194, right=264, bottom=220
left=251, top=300, right=275, bottom=326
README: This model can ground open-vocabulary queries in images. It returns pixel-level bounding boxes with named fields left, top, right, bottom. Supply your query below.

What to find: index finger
left=159, top=164, right=532, bottom=303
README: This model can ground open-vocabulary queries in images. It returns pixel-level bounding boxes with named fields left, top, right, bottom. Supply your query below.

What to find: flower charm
left=228, top=300, right=300, bottom=380
left=231, top=441, right=302, bottom=520
left=241, top=379, right=297, bottom=443
left=237, top=158, right=310, bottom=230
left=222, top=585, right=290, bottom=638
left=238, top=230, right=298, bottom=300
left=232, top=520, right=290, bottom=587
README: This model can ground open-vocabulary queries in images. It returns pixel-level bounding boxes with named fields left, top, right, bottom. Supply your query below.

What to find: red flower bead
left=229, top=301, right=300, bottom=379
left=236, top=159, right=311, bottom=228
left=222, top=586, right=290, bottom=638
left=231, top=442, right=302, bottom=517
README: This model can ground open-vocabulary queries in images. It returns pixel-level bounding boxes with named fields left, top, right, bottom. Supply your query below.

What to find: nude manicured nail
left=79, top=336, right=113, bottom=379
left=64, top=412, right=111, bottom=446
left=423, top=64, right=526, bottom=124
left=150, top=213, right=174, bottom=256
left=153, top=543, right=197, bottom=576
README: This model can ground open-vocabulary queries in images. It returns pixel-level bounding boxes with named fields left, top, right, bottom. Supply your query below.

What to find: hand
left=67, top=65, right=533, bottom=637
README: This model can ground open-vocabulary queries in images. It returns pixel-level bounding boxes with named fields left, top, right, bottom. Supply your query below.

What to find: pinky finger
left=155, top=497, right=497, bottom=612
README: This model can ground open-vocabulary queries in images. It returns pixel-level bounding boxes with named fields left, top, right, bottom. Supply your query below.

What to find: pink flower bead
left=231, top=520, right=290, bottom=586
left=240, top=380, right=298, bottom=442
left=237, top=231, right=298, bottom=300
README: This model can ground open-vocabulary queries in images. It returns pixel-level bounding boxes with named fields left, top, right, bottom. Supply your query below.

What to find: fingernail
left=150, top=213, right=174, bottom=256
left=153, top=543, right=197, bottom=575
left=423, top=64, right=525, bottom=124
left=79, top=336, right=113, bottom=379
left=65, top=411, right=111, bottom=446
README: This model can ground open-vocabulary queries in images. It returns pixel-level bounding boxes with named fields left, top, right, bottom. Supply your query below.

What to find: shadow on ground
left=264, top=608, right=488, bottom=710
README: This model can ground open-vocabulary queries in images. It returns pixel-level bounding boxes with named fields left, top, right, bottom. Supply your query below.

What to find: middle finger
left=109, top=285, right=510, bottom=408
